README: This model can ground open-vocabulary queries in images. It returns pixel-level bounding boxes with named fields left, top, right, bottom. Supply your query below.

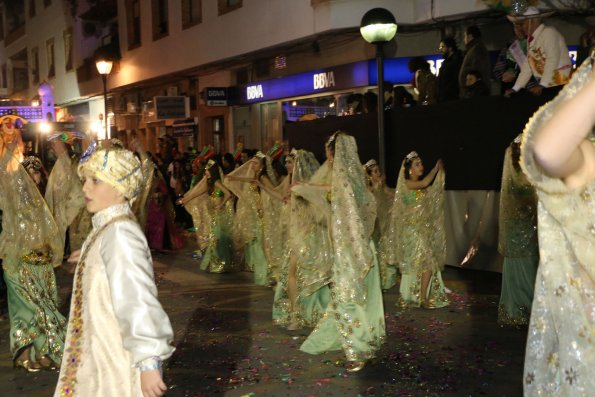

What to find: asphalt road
left=0, top=243, right=527, bottom=397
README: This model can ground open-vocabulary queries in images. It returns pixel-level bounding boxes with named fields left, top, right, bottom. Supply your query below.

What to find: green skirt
left=498, top=256, right=538, bottom=326
left=398, top=271, right=449, bottom=308
left=4, top=253, right=66, bottom=363
left=200, top=216, right=234, bottom=273
left=300, top=251, right=385, bottom=362
left=245, top=238, right=270, bottom=286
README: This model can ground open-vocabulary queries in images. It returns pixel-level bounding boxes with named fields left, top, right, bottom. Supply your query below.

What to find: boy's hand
left=141, top=370, right=167, bottom=397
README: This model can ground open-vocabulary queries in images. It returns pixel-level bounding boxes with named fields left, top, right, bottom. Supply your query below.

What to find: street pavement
left=0, top=241, right=527, bottom=397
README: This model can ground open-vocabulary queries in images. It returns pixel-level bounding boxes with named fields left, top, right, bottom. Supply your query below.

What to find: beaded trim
left=59, top=215, right=134, bottom=397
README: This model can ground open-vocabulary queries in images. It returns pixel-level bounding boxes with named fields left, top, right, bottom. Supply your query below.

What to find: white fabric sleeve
left=512, top=59, right=532, bottom=91
left=101, top=220, right=175, bottom=366
left=538, top=29, right=562, bottom=88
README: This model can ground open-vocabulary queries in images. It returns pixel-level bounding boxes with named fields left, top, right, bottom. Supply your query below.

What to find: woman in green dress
left=181, top=160, right=234, bottom=273
left=498, top=136, right=538, bottom=325
left=0, top=146, right=66, bottom=372
left=381, top=151, right=449, bottom=309
left=224, top=154, right=270, bottom=286
left=364, top=159, right=396, bottom=290
left=520, top=56, right=594, bottom=396
left=268, top=149, right=330, bottom=330
left=294, top=132, right=385, bottom=372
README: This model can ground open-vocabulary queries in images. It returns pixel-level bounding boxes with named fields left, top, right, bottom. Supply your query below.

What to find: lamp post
left=95, top=58, right=113, bottom=140
left=360, top=8, right=397, bottom=173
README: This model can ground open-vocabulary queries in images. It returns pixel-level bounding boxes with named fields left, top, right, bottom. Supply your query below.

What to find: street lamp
left=95, top=57, right=113, bottom=140
left=360, top=8, right=397, bottom=173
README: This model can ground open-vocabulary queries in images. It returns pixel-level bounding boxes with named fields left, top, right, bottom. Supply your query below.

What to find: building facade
left=0, top=0, right=588, bottom=155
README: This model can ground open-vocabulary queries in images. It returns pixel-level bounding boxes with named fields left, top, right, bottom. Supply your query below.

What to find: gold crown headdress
left=206, top=159, right=216, bottom=168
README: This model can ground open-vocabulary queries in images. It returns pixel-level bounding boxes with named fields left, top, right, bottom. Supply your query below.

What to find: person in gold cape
left=380, top=151, right=449, bottom=309
left=268, top=149, right=330, bottom=330
left=0, top=142, right=66, bottom=372
left=294, top=132, right=385, bottom=372
left=364, top=159, right=396, bottom=290
left=497, top=135, right=538, bottom=326
left=225, top=153, right=270, bottom=286
left=520, top=55, right=595, bottom=396
left=180, top=159, right=234, bottom=273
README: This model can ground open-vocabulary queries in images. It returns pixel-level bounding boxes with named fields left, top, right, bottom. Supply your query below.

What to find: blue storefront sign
left=238, top=62, right=369, bottom=104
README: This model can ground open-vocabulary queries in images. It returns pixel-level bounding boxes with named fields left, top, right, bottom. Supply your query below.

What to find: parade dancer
left=296, top=132, right=385, bottom=372
left=54, top=146, right=175, bottom=397
left=497, top=136, right=538, bottom=325
left=381, top=151, right=449, bottom=309
left=0, top=143, right=66, bottom=372
left=520, top=56, right=595, bottom=396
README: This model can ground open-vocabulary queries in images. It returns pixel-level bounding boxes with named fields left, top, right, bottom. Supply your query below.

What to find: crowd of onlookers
left=370, top=11, right=595, bottom=109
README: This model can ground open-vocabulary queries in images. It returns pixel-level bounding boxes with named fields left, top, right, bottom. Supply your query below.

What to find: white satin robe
left=54, top=203, right=175, bottom=397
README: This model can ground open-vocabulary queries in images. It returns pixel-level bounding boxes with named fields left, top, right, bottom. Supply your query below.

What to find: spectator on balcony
left=463, top=70, right=491, bottom=99
left=363, top=91, right=378, bottom=113
left=393, top=86, right=416, bottom=108
left=505, top=7, right=571, bottom=96
left=493, top=22, right=538, bottom=95
left=459, top=26, right=492, bottom=97
left=346, top=93, right=364, bottom=114
left=408, top=56, right=437, bottom=105
left=438, top=37, right=463, bottom=102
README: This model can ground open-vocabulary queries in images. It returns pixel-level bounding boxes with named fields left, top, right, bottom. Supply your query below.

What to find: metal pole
left=102, top=74, right=108, bottom=140
left=376, top=44, right=386, bottom=173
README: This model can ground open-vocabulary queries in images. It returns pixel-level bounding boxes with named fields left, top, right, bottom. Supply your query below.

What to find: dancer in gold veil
left=520, top=56, right=594, bottom=397
left=381, top=151, right=449, bottom=309
left=0, top=142, right=66, bottom=372
left=364, top=159, right=396, bottom=290
left=225, top=154, right=270, bottom=286
left=296, top=132, right=385, bottom=372
left=497, top=136, right=538, bottom=325
left=270, top=149, right=330, bottom=330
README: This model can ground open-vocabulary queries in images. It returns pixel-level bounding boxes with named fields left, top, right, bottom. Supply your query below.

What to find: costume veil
left=330, top=133, right=377, bottom=303
left=380, top=158, right=446, bottom=275
left=0, top=150, right=64, bottom=271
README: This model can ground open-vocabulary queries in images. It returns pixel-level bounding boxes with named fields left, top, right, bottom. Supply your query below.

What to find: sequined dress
left=200, top=189, right=234, bottom=273
left=224, top=162, right=269, bottom=286
left=0, top=149, right=66, bottom=364
left=381, top=166, right=449, bottom=308
left=520, top=61, right=595, bottom=396
left=297, top=134, right=386, bottom=362
left=272, top=150, right=330, bottom=328
left=54, top=203, right=175, bottom=397
left=498, top=145, right=538, bottom=326
left=369, top=180, right=396, bottom=290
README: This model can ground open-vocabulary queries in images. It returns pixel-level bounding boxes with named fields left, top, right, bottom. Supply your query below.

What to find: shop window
left=182, top=0, right=201, bottom=29
left=28, top=0, right=36, bottom=18
left=218, top=0, right=242, bottom=16
left=152, top=0, right=168, bottom=40
left=126, top=0, right=142, bottom=49
left=31, top=47, right=39, bottom=84
left=46, top=37, right=55, bottom=78
left=10, top=50, right=29, bottom=92
left=63, top=28, right=73, bottom=71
